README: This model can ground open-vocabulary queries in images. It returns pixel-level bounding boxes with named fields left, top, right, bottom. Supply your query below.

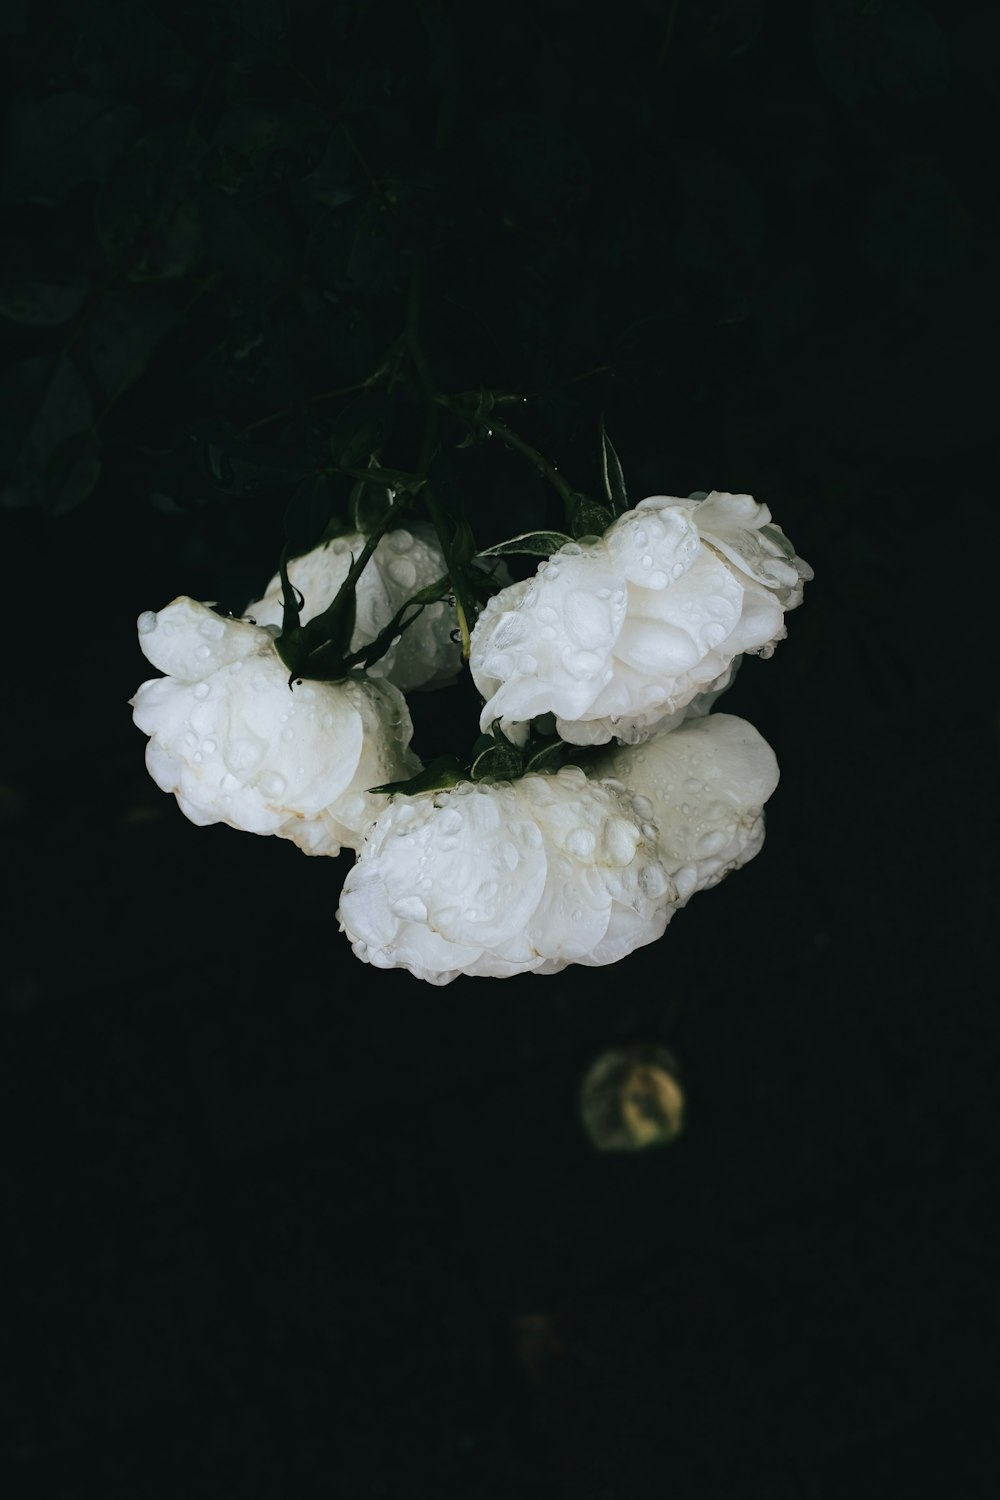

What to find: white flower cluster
left=131, top=598, right=420, bottom=856
left=338, top=718, right=777, bottom=984
left=470, top=491, right=811, bottom=745
left=132, top=494, right=809, bottom=983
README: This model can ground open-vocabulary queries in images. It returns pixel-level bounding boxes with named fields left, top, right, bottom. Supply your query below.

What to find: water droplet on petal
left=260, top=770, right=287, bottom=798
left=544, top=564, right=560, bottom=580
left=567, top=827, right=597, bottom=859
left=696, top=829, right=729, bottom=857
left=193, top=682, right=210, bottom=700
left=437, top=806, right=464, bottom=835
left=137, top=611, right=157, bottom=635
left=387, top=556, right=417, bottom=588
left=392, top=895, right=428, bottom=922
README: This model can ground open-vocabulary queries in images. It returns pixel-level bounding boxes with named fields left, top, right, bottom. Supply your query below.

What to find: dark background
left=3, top=1, right=998, bottom=1495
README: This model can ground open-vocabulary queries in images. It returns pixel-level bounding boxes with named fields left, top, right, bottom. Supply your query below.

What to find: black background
left=3, top=1, right=998, bottom=1496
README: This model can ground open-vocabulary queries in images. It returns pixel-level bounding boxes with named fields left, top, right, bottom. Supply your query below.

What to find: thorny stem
left=447, top=406, right=583, bottom=518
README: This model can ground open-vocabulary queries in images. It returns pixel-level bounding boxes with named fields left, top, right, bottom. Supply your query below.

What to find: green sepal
left=522, top=740, right=567, bottom=775
left=470, top=720, right=524, bottom=783
left=600, top=420, right=629, bottom=516
left=368, top=756, right=466, bottom=797
left=567, top=493, right=614, bottom=540
left=277, top=542, right=303, bottom=634
left=342, top=572, right=451, bottom=673
left=476, top=529, right=574, bottom=559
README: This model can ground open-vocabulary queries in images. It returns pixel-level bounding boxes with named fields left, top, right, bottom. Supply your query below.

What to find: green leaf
left=45, top=429, right=101, bottom=516
left=328, top=392, right=390, bottom=470
left=86, top=292, right=177, bottom=399
left=600, top=420, right=628, bottom=515
left=201, top=193, right=296, bottom=287
left=350, top=478, right=379, bottom=535
left=812, top=0, right=950, bottom=108
left=0, top=354, right=96, bottom=513
left=476, top=529, right=573, bottom=559
left=567, top=494, right=613, bottom=541
left=197, top=424, right=323, bottom=498
left=204, top=103, right=327, bottom=202
left=0, top=92, right=140, bottom=206
left=74, top=3, right=195, bottom=96
left=368, top=756, right=466, bottom=797
left=96, top=123, right=203, bottom=281
left=471, top=740, right=523, bottom=783
left=522, top=741, right=566, bottom=775
left=0, top=269, right=89, bottom=327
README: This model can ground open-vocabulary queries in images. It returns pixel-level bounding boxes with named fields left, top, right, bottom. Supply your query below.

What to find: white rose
left=337, top=768, right=674, bottom=984
left=470, top=492, right=812, bottom=745
left=245, top=523, right=460, bottom=691
left=594, top=712, right=780, bottom=902
left=130, top=597, right=420, bottom=855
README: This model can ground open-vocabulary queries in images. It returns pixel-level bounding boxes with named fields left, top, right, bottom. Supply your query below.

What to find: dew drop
left=199, top=615, right=226, bottom=640
left=260, top=770, right=287, bottom=798
left=387, top=556, right=417, bottom=588
left=649, top=570, right=668, bottom=589
left=500, top=840, right=520, bottom=870
left=193, top=682, right=210, bottom=700
left=137, top=611, right=157, bottom=635
left=567, top=827, right=597, bottom=859
left=196, top=644, right=212, bottom=660
left=696, top=829, right=729, bottom=857
left=392, top=895, right=428, bottom=922
left=544, top=564, right=560, bottom=580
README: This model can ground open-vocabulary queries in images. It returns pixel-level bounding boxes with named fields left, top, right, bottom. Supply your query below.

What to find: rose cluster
left=132, top=492, right=810, bottom=983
